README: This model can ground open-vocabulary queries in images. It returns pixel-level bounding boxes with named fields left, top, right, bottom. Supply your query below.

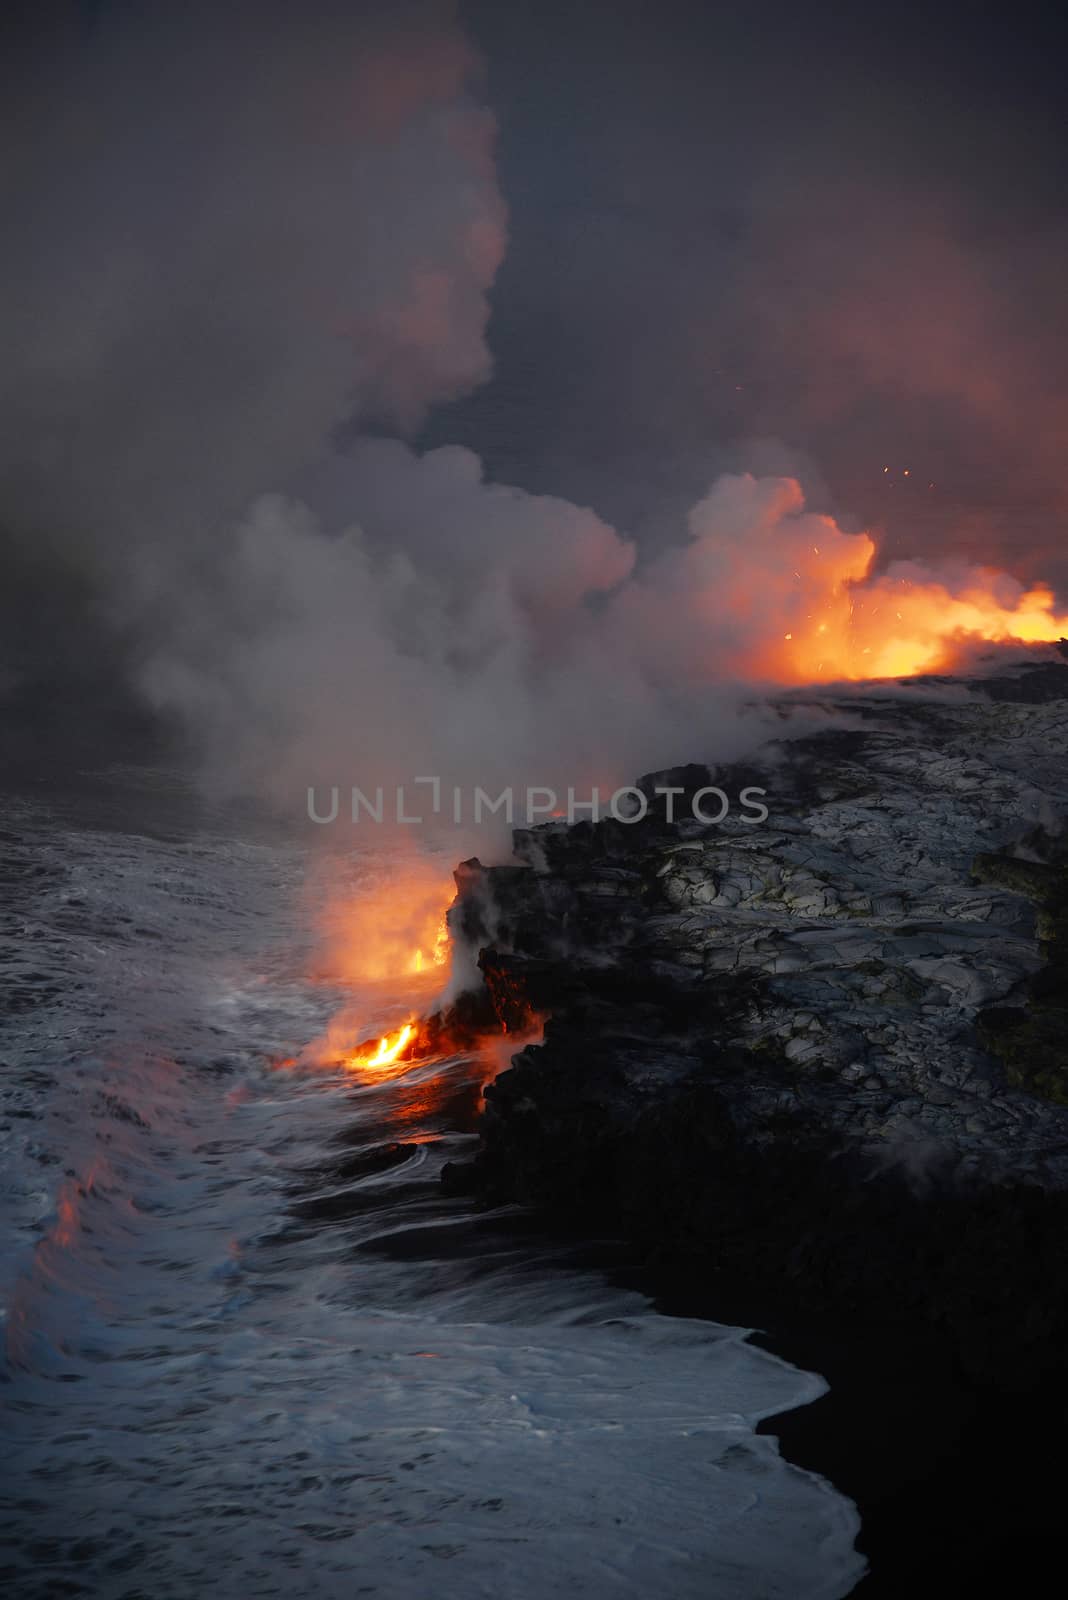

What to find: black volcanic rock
left=972, top=833, right=1068, bottom=1104
left=445, top=667, right=1068, bottom=1382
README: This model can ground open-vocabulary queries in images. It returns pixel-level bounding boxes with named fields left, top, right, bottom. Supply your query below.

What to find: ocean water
left=0, top=770, right=863, bottom=1598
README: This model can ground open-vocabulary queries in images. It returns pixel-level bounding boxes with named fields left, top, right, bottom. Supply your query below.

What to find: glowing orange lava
left=740, top=532, right=1068, bottom=684
left=279, top=849, right=546, bottom=1111
left=288, top=855, right=461, bottom=1074
left=350, top=1021, right=415, bottom=1072
left=681, top=478, right=1068, bottom=686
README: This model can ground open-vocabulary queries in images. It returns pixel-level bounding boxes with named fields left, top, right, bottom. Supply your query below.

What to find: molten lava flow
left=285, top=850, right=460, bottom=1074
left=350, top=1021, right=415, bottom=1072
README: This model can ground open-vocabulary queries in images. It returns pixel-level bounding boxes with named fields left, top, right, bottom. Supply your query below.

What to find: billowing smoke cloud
left=0, top=1, right=785, bottom=817
left=136, top=441, right=757, bottom=811
left=3, top=1, right=1065, bottom=837
left=137, top=435, right=1068, bottom=834
left=1, top=0, right=504, bottom=649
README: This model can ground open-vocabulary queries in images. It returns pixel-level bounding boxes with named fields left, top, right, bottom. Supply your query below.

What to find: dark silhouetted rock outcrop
left=444, top=662, right=1068, bottom=1381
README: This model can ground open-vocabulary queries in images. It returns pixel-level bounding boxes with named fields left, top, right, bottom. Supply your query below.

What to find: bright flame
left=284, top=847, right=544, bottom=1097
left=289, top=848, right=457, bottom=1072
left=350, top=1021, right=415, bottom=1071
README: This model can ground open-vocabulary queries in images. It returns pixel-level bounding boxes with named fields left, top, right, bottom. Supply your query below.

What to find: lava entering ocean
left=282, top=489, right=1068, bottom=1086
left=285, top=852, right=547, bottom=1088
left=287, top=844, right=519, bottom=1081
left=353, top=1022, right=416, bottom=1072
left=279, top=851, right=459, bottom=1075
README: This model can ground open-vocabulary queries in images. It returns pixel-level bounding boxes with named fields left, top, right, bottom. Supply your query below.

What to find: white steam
left=136, top=445, right=821, bottom=816
left=4, top=2, right=1055, bottom=848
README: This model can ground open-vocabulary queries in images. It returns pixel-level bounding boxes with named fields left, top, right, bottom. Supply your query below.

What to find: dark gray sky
left=428, top=0, right=1068, bottom=574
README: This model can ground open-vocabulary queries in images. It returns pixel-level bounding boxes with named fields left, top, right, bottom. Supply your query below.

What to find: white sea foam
left=0, top=781, right=864, bottom=1598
